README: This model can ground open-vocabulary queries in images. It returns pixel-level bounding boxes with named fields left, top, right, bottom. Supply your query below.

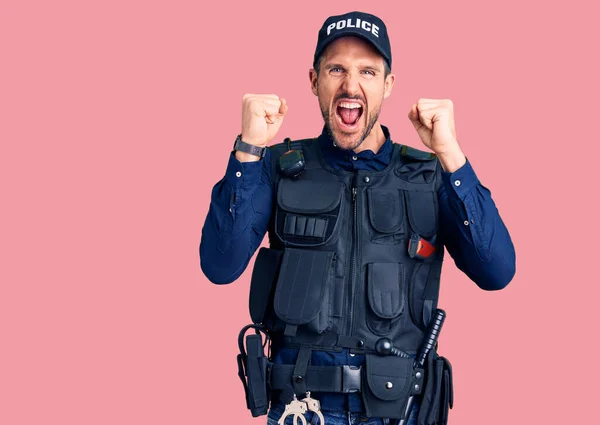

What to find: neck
left=353, top=122, right=385, bottom=154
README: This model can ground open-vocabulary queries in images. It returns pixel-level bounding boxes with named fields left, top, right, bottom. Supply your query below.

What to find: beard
left=319, top=95, right=380, bottom=151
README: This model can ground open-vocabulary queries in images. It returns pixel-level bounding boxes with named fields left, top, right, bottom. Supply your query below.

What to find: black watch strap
left=233, top=134, right=266, bottom=158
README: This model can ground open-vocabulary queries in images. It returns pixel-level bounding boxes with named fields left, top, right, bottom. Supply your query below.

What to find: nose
left=341, top=71, right=360, bottom=95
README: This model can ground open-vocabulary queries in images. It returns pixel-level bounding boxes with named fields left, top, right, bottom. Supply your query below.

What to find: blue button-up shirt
left=200, top=125, right=516, bottom=411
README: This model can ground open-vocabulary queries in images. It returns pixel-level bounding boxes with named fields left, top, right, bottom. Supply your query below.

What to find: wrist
left=234, top=150, right=262, bottom=162
left=436, top=147, right=466, bottom=173
left=240, top=132, right=268, bottom=147
left=233, top=134, right=266, bottom=162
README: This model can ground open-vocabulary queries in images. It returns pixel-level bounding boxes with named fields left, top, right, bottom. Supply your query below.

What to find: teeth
left=339, top=102, right=362, bottom=109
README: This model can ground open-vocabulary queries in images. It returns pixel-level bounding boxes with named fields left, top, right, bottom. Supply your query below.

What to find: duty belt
left=269, top=363, right=362, bottom=393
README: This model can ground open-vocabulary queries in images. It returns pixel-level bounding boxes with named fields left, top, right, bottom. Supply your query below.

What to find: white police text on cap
left=327, top=19, right=379, bottom=37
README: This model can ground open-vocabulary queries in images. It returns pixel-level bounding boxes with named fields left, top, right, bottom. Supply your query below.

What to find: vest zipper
left=347, top=176, right=359, bottom=337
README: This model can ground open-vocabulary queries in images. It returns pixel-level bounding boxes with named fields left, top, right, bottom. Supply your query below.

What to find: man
left=200, top=11, right=515, bottom=425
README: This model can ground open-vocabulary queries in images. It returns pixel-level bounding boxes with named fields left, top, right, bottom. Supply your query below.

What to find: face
left=310, top=36, right=394, bottom=151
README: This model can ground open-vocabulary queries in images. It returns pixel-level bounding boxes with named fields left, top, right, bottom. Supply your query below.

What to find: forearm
left=199, top=151, right=273, bottom=284
left=437, top=146, right=466, bottom=173
left=438, top=158, right=516, bottom=290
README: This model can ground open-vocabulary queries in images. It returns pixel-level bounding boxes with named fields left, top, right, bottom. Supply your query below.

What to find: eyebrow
left=324, top=63, right=346, bottom=70
left=361, top=65, right=381, bottom=73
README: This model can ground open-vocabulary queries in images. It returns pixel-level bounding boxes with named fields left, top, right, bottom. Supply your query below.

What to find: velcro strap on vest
left=287, top=140, right=304, bottom=151
left=270, top=364, right=362, bottom=393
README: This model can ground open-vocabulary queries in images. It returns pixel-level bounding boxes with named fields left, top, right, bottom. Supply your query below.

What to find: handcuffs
left=277, top=392, right=325, bottom=425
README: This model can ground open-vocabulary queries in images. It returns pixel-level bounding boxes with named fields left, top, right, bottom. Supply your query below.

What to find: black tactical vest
left=248, top=137, right=445, bottom=356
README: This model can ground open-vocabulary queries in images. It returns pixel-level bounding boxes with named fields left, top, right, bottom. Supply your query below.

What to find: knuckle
left=249, top=102, right=263, bottom=113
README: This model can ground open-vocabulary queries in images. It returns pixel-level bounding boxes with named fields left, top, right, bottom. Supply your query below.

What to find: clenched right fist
left=241, top=94, right=288, bottom=147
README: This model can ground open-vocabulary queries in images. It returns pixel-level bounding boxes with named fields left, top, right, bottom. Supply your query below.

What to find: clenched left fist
left=408, top=98, right=459, bottom=155
left=408, top=98, right=466, bottom=172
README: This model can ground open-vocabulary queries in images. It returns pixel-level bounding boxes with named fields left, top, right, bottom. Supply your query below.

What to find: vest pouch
left=367, top=188, right=406, bottom=244
left=273, top=248, right=335, bottom=334
left=403, top=189, right=438, bottom=238
left=275, top=179, right=344, bottom=247
left=249, top=248, right=284, bottom=324
left=409, top=260, right=442, bottom=330
left=362, top=353, right=420, bottom=420
left=366, top=262, right=405, bottom=336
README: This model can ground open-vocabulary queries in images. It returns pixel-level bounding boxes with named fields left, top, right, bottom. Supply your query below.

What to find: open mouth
left=335, top=101, right=363, bottom=129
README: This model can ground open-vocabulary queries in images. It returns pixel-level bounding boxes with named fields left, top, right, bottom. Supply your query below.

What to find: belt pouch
left=417, top=351, right=453, bottom=425
left=439, top=356, right=453, bottom=425
left=241, top=334, right=270, bottom=417
left=362, top=354, right=419, bottom=420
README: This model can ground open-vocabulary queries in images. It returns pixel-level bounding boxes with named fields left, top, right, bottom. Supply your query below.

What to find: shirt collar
left=317, top=125, right=393, bottom=172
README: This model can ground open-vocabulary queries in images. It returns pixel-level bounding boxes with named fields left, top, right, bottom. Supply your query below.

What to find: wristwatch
left=233, top=134, right=267, bottom=158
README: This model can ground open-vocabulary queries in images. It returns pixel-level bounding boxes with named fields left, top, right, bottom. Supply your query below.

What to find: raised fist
left=241, top=94, right=288, bottom=147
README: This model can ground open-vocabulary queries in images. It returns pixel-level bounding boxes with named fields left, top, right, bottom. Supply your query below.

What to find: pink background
left=1, top=0, right=598, bottom=423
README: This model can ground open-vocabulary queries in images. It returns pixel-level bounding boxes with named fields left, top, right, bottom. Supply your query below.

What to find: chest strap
left=273, top=333, right=367, bottom=352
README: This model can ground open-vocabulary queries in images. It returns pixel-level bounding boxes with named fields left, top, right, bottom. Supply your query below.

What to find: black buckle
left=342, top=365, right=361, bottom=393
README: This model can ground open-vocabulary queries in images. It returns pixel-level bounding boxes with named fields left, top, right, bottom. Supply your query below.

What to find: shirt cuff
left=440, top=157, right=479, bottom=199
left=224, top=151, right=265, bottom=188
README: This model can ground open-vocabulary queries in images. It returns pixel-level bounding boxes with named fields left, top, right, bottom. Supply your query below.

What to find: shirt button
left=350, top=353, right=356, bottom=357
left=235, top=171, right=242, bottom=178
left=363, top=176, right=370, bottom=183
left=464, top=220, right=469, bottom=226
left=454, top=180, right=461, bottom=186
left=352, top=156, right=358, bottom=161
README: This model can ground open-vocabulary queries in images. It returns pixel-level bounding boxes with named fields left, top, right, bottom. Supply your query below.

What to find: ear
left=383, top=72, right=395, bottom=99
left=309, top=68, right=318, bottom=96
